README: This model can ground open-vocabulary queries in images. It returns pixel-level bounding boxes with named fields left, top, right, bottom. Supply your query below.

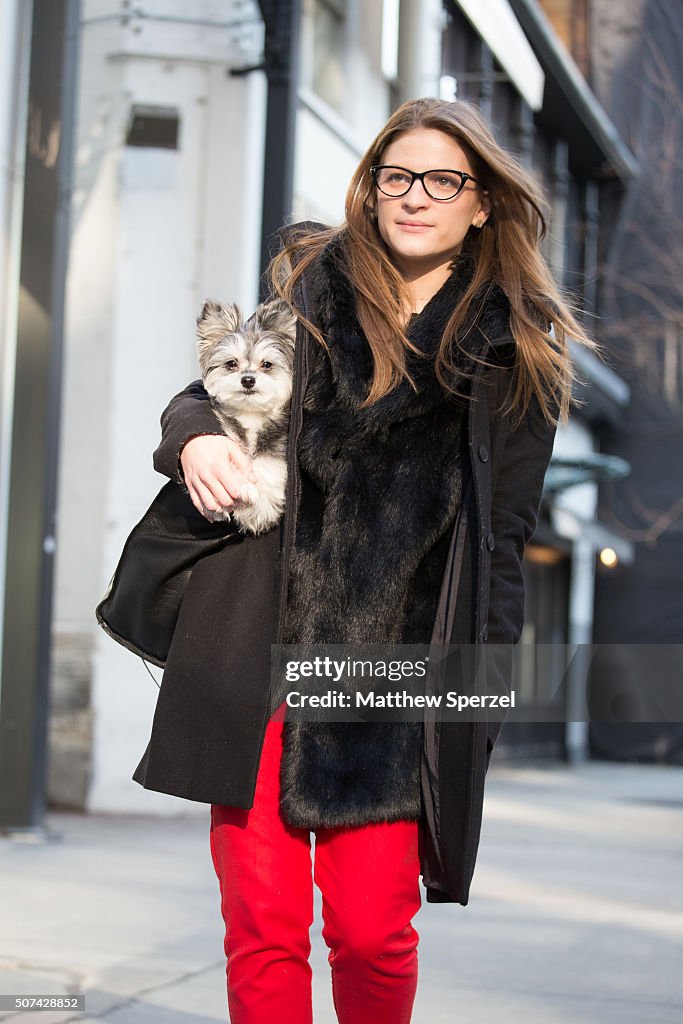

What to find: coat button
left=478, top=444, right=489, bottom=462
left=487, top=532, right=495, bottom=551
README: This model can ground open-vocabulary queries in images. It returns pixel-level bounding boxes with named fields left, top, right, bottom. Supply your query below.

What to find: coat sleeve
left=488, top=391, right=558, bottom=645
left=484, top=387, right=559, bottom=754
left=152, top=379, right=225, bottom=484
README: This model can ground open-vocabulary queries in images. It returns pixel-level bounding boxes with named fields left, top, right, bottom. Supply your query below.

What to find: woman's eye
left=388, top=172, right=409, bottom=184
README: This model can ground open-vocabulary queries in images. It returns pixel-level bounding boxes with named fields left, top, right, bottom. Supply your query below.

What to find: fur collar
left=301, top=231, right=513, bottom=437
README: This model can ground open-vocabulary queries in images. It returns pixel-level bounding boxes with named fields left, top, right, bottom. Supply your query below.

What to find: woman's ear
left=474, top=191, right=491, bottom=228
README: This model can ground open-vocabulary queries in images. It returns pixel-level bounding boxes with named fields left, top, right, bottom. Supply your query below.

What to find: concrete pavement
left=1, top=758, right=681, bottom=1023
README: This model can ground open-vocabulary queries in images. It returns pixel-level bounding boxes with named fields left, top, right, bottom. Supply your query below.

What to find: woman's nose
left=402, top=178, right=430, bottom=207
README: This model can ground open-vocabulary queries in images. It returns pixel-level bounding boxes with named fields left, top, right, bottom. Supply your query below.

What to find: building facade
left=588, top=0, right=683, bottom=765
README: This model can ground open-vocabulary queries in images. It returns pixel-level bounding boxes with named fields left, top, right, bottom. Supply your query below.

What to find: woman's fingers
left=193, top=480, right=233, bottom=519
left=195, top=467, right=240, bottom=508
left=180, top=434, right=257, bottom=519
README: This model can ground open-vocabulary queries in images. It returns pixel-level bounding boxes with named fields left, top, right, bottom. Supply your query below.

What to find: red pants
left=209, top=712, right=422, bottom=1023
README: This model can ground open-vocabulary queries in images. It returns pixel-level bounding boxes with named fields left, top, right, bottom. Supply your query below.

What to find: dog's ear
left=197, top=301, right=242, bottom=373
left=250, top=299, right=297, bottom=345
left=197, top=301, right=242, bottom=333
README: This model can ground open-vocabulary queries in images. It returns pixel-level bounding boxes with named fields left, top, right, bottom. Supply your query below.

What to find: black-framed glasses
left=371, top=164, right=479, bottom=201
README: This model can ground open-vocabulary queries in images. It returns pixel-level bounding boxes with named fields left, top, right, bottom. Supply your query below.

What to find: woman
left=134, top=98, right=594, bottom=1022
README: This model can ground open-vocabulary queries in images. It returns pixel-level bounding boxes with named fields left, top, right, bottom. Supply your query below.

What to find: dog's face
left=196, top=299, right=296, bottom=415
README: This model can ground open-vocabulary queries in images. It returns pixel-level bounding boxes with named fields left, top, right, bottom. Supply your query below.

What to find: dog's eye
left=261, top=361, right=272, bottom=370
left=225, top=359, right=238, bottom=370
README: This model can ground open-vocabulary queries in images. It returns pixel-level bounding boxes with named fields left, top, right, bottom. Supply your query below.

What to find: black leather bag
left=96, top=481, right=241, bottom=667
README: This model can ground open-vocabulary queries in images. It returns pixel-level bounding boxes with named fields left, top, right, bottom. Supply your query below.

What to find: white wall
left=53, top=0, right=266, bottom=813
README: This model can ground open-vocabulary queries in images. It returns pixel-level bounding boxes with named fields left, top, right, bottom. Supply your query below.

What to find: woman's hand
left=180, top=435, right=259, bottom=520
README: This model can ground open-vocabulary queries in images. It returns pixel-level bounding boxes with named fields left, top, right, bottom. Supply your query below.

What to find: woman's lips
left=396, top=222, right=432, bottom=232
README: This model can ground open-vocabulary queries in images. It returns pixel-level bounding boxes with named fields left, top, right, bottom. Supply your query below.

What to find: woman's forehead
left=381, top=128, right=473, bottom=170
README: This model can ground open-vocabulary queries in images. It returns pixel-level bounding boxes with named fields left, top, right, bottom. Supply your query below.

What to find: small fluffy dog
left=196, top=298, right=297, bottom=535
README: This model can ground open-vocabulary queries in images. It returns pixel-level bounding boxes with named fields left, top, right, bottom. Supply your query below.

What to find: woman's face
left=374, top=128, right=490, bottom=278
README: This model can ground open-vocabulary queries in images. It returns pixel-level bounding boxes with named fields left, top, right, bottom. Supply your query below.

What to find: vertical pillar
left=478, top=41, right=494, bottom=122
left=550, top=138, right=570, bottom=286
left=513, top=96, right=535, bottom=169
left=583, top=178, right=600, bottom=314
left=396, top=0, right=443, bottom=105
left=565, top=535, right=594, bottom=763
left=0, top=0, right=80, bottom=831
left=257, top=0, right=302, bottom=293
left=0, top=0, right=33, bottom=692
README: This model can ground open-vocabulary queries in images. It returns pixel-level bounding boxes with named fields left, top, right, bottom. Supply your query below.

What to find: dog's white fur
left=196, top=298, right=296, bottom=535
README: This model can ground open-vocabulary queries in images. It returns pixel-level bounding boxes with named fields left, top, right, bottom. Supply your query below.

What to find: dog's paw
left=236, top=481, right=260, bottom=505
left=231, top=492, right=285, bottom=535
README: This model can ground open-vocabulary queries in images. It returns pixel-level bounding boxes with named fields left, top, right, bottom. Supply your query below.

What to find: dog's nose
left=241, top=375, right=256, bottom=390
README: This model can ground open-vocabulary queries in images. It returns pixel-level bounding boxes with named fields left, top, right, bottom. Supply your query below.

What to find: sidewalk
left=1, top=758, right=681, bottom=1023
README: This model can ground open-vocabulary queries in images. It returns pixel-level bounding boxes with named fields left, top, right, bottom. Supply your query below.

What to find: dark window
left=126, top=106, right=180, bottom=150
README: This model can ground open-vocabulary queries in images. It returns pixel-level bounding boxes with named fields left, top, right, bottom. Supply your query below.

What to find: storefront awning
left=544, top=452, right=631, bottom=493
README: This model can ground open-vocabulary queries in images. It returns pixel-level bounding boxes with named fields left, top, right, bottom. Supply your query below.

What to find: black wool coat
left=133, top=223, right=558, bottom=905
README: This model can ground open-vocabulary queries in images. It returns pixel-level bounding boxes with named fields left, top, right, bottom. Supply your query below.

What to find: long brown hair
left=271, top=97, right=600, bottom=427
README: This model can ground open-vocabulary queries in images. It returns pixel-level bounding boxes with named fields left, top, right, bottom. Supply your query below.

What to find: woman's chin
left=387, top=244, right=455, bottom=276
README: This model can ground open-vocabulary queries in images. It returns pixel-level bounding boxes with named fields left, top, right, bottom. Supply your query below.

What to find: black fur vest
left=274, top=236, right=494, bottom=829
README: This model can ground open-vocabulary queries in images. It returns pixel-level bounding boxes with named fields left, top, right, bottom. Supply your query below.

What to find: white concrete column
left=566, top=535, right=595, bottom=762
left=396, top=0, right=443, bottom=103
